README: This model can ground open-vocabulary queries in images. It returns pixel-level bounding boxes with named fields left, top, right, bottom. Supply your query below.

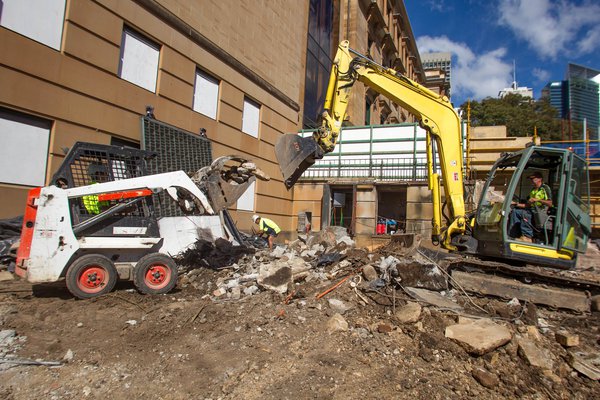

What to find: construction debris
left=0, top=229, right=599, bottom=398
left=445, top=319, right=512, bottom=356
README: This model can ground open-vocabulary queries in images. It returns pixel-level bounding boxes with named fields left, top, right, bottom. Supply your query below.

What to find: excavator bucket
left=190, top=156, right=270, bottom=212
left=275, top=133, right=323, bottom=189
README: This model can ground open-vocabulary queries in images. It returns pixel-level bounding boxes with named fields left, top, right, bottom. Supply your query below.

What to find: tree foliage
left=458, top=94, right=581, bottom=141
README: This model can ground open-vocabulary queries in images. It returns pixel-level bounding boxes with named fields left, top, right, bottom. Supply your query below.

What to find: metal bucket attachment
left=191, top=156, right=269, bottom=212
left=275, top=134, right=323, bottom=189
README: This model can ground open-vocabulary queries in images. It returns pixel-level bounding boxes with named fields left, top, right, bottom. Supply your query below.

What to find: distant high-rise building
left=421, top=52, right=451, bottom=98
left=542, top=63, right=600, bottom=139
left=498, top=61, right=533, bottom=99
left=541, top=81, right=569, bottom=117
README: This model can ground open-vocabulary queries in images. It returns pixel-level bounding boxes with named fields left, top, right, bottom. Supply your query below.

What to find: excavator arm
left=275, top=41, right=466, bottom=249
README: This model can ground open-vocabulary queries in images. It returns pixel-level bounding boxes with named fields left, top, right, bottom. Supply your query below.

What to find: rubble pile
left=0, top=228, right=598, bottom=398
left=175, top=238, right=255, bottom=270
left=176, top=227, right=600, bottom=393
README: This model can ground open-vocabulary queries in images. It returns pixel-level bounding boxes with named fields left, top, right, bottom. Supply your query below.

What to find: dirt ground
left=0, top=240, right=599, bottom=399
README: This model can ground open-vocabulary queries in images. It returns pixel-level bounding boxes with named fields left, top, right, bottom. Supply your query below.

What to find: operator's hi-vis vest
left=82, top=182, right=110, bottom=215
left=529, top=184, right=551, bottom=208
left=259, top=218, right=281, bottom=235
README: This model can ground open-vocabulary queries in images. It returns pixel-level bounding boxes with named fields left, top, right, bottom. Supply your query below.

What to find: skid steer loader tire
left=66, top=254, right=118, bottom=299
left=133, top=253, right=178, bottom=295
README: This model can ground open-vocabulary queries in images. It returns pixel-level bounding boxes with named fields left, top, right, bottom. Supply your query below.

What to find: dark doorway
left=377, top=186, right=407, bottom=234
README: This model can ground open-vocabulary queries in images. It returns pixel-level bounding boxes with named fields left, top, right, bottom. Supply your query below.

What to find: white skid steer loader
left=15, top=142, right=268, bottom=299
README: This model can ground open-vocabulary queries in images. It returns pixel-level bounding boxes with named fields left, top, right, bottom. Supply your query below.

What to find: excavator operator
left=83, top=163, right=110, bottom=215
left=509, top=171, right=552, bottom=243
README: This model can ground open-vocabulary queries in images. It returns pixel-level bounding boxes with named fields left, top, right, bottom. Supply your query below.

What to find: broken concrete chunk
left=395, top=262, right=447, bottom=291
left=327, top=313, right=349, bottom=333
left=404, top=287, right=462, bottom=311
left=568, top=351, right=600, bottom=380
left=362, top=265, right=378, bottom=281
left=0, top=329, right=16, bottom=347
left=306, top=230, right=337, bottom=250
left=270, top=246, right=286, bottom=258
left=327, top=298, right=351, bottom=314
left=288, top=258, right=311, bottom=275
left=526, top=325, right=543, bottom=342
left=517, top=337, right=554, bottom=370
left=257, top=264, right=292, bottom=294
left=287, top=239, right=306, bottom=253
left=394, top=301, right=422, bottom=324
left=337, top=236, right=355, bottom=247
left=472, top=367, right=499, bottom=389
left=555, top=331, right=579, bottom=348
left=243, top=285, right=259, bottom=296
left=445, top=319, right=512, bottom=356
left=63, top=349, right=74, bottom=362
left=378, top=256, right=399, bottom=272
left=230, top=287, right=241, bottom=300
left=457, top=316, right=479, bottom=325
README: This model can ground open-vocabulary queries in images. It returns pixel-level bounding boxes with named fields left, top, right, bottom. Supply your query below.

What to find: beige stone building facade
left=0, top=0, right=432, bottom=243
left=0, top=0, right=308, bottom=234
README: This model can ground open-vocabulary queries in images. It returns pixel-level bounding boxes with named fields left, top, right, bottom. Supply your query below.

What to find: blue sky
left=405, top=0, right=600, bottom=107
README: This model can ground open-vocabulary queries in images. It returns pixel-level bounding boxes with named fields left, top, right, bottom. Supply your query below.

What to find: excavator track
left=446, top=256, right=600, bottom=312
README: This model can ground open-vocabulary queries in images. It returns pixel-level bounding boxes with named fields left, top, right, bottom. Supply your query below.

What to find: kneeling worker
left=253, top=214, right=281, bottom=250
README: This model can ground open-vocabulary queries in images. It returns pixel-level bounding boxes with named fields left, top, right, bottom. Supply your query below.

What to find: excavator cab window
left=475, top=147, right=570, bottom=248
left=504, top=150, right=564, bottom=246
left=559, top=154, right=591, bottom=253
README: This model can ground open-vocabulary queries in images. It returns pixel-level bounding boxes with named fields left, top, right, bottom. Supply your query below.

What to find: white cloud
left=498, top=0, right=600, bottom=59
left=425, top=0, right=451, bottom=12
left=532, top=68, right=550, bottom=84
left=417, top=35, right=512, bottom=103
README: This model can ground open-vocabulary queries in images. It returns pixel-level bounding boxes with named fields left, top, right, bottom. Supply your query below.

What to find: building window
left=193, top=70, right=220, bottom=120
left=0, top=109, right=51, bottom=186
left=242, top=98, right=260, bottom=137
left=302, top=0, right=334, bottom=129
left=118, top=28, right=160, bottom=92
left=0, top=0, right=66, bottom=50
left=236, top=181, right=255, bottom=211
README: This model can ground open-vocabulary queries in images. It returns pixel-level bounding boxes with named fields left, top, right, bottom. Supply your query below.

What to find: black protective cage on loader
left=51, top=142, right=160, bottom=238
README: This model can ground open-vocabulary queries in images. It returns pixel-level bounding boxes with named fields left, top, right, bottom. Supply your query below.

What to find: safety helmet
left=252, top=214, right=260, bottom=223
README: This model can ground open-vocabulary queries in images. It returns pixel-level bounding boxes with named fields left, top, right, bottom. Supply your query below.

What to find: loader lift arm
left=276, top=41, right=465, bottom=249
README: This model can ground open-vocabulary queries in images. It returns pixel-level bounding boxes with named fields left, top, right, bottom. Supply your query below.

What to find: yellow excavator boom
left=275, top=41, right=466, bottom=249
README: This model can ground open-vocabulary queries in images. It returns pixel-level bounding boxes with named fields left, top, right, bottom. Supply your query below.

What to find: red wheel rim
left=144, top=264, right=171, bottom=290
left=78, top=266, right=108, bottom=294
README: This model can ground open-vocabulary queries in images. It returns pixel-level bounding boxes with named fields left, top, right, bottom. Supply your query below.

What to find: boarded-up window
left=0, top=0, right=66, bottom=50
left=119, top=28, right=160, bottom=92
left=0, top=109, right=51, bottom=186
left=193, top=70, right=219, bottom=119
left=242, top=98, right=260, bottom=138
left=236, top=181, right=255, bottom=211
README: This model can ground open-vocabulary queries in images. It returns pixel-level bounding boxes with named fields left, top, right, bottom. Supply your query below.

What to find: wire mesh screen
left=141, top=117, right=213, bottom=217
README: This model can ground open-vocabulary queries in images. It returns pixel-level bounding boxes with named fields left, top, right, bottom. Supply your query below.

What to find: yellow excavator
left=275, top=41, right=592, bottom=272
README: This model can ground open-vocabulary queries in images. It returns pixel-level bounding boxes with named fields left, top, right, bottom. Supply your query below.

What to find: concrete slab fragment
left=404, top=287, right=462, bottom=311
left=568, top=352, right=600, bottom=380
left=257, top=264, right=291, bottom=294
left=394, top=301, right=422, bottom=323
left=517, top=337, right=554, bottom=370
left=445, top=318, right=512, bottom=355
